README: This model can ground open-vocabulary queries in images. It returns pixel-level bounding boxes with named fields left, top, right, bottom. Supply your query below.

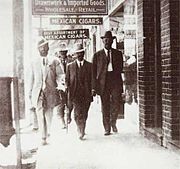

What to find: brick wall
left=161, top=0, right=180, bottom=142
left=138, top=0, right=180, bottom=149
left=138, top=0, right=160, bottom=129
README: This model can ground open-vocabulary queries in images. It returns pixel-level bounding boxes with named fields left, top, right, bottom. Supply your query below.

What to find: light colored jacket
left=28, top=56, right=59, bottom=109
left=52, top=57, right=66, bottom=91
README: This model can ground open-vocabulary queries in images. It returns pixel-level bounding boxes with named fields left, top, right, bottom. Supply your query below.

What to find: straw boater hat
left=38, top=37, right=48, bottom=48
left=59, top=42, right=68, bottom=52
left=100, top=31, right=116, bottom=39
left=73, top=43, right=85, bottom=54
left=54, top=42, right=68, bottom=54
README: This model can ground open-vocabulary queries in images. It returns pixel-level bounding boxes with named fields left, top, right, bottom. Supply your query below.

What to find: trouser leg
left=110, top=88, right=121, bottom=129
left=125, top=85, right=133, bottom=104
left=67, top=100, right=73, bottom=123
left=33, top=110, right=38, bottom=129
left=132, top=83, right=138, bottom=103
left=100, top=93, right=111, bottom=133
left=57, top=104, right=66, bottom=128
left=37, top=106, right=46, bottom=139
left=36, top=92, right=49, bottom=140
left=44, top=108, right=53, bottom=136
left=30, top=108, right=38, bottom=129
left=73, top=101, right=90, bottom=138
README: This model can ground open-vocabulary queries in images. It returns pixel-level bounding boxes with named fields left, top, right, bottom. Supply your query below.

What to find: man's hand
left=91, top=89, right=96, bottom=97
left=30, top=107, right=36, bottom=112
left=56, top=84, right=66, bottom=92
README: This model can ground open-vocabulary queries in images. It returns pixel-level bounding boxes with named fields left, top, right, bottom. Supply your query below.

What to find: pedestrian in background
left=52, top=42, right=73, bottom=129
left=66, top=43, right=93, bottom=140
left=92, top=31, right=124, bottom=136
left=29, top=37, right=59, bottom=145
left=124, top=54, right=138, bottom=104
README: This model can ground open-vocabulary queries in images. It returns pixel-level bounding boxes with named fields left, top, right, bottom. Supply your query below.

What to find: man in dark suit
left=66, top=43, right=93, bottom=140
left=92, top=31, right=124, bottom=136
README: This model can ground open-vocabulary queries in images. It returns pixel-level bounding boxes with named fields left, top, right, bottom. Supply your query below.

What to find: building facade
left=137, top=0, right=180, bottom=150
left=98, top=0, right=180, bottom=151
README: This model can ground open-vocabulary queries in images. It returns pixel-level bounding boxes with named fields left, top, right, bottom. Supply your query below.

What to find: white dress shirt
left=104, top=48, right=113, bottom=71
left=41, top=57, right=47, bottom=90
left=76, top=60, right=84, bottom=68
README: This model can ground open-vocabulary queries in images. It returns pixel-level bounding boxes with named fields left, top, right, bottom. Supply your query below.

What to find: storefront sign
left=125, top=30, right=136, bottom=39
left=32, top=0, right=107, bottom=15
left=42, top=29, right=89, bottom=40
left=50, top=17, right=103, bottom=25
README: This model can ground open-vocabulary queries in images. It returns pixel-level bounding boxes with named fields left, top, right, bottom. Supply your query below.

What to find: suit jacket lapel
left=44, top=58, right=50, bottom=82
left=36, top=57, right=43, bottom=79
left=74, top=61, right=78, bottom=78
left=111, top=49, right=114, bottom=68
left=71, top=61, right=78, bottom=83
left=60, top=59, right=65, bottom=74
left=101, top=50, right=108, bottom=70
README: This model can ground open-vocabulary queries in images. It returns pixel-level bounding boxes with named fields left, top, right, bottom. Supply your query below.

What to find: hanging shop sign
left=50, top=17, right=103, bottom=25
left=125, top=30, right=136, bottom=39
left=32, top=0, right=107, bottom=15
left=42, top=29, right=89, bottom=40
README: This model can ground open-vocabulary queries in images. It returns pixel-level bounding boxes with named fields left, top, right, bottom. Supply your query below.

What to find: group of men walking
left=28, top=30, right=124, bottom=145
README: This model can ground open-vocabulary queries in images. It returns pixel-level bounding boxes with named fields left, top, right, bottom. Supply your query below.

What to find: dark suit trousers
left=100, top=72, right=122, bottom=132
left=73, top=99, right=90, bottom=135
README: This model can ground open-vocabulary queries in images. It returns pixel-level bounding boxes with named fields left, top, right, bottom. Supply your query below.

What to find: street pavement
left=0, top=97, right=180, bottom=169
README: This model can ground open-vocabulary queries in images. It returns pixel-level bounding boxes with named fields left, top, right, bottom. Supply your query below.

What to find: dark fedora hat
left=101, top=31, right=116, bottom=39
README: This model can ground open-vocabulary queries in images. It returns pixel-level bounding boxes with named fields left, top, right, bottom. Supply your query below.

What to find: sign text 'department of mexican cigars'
left=32, top=0, right=108, bottom=15
left=42, top=29, right=89, bottom=40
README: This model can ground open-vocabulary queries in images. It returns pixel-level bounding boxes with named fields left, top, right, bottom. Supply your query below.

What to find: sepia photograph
left=0, top=0, right=180, bottom=169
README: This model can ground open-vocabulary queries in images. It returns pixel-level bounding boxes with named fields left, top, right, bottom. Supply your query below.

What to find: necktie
left=42, top=58, right=46, bottom=90
left=107, top=50, right=110, bottom=64
left=62, top=59, right=66, bottom=73
left=43, top=58, right=46, bottom=66
left=79, top=62, right=83, bottom=83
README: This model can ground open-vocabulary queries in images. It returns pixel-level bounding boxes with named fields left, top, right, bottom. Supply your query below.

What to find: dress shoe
left=112, top=126, right=118, bottom=133
left=79, top=132, right=85, bottom=140
left=32, top=127, right=38, bottom=132
left=104, top=131, right=111, bottom=136
left=62, top=125, right=67, bottom=129
left=79, top=136, right=84, bottom=140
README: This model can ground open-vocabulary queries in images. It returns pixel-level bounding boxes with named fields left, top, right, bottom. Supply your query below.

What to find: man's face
left=75, top=51, right=84, bottom=61
left=58, top=51, right=67, bottom=59
left=38, top=43, right=49, bottom=57
left=102, top=37, right=113, bottom=50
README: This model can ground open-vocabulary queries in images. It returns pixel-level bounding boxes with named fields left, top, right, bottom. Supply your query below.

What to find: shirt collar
left=76, top=59, right=84, bottom=67
left=104, top=48, right=111, bottom=55
left=41, top=57, right=47, bottom=64
left=41, top=56, right=47, bottom=60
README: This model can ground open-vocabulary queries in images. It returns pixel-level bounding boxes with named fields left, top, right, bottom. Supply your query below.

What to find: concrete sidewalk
left=0, top=99, right=179, bottom=169
left=35, top=100, right=179, bottom=169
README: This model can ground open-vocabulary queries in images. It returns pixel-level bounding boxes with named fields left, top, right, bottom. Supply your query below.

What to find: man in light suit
left=29, top=38, right=59, bottom=145
left=52, top=42, right=73, bottom=129
left=92, top=31, right=124, bottom=136
left=66, top=43, right=93, bottom=140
